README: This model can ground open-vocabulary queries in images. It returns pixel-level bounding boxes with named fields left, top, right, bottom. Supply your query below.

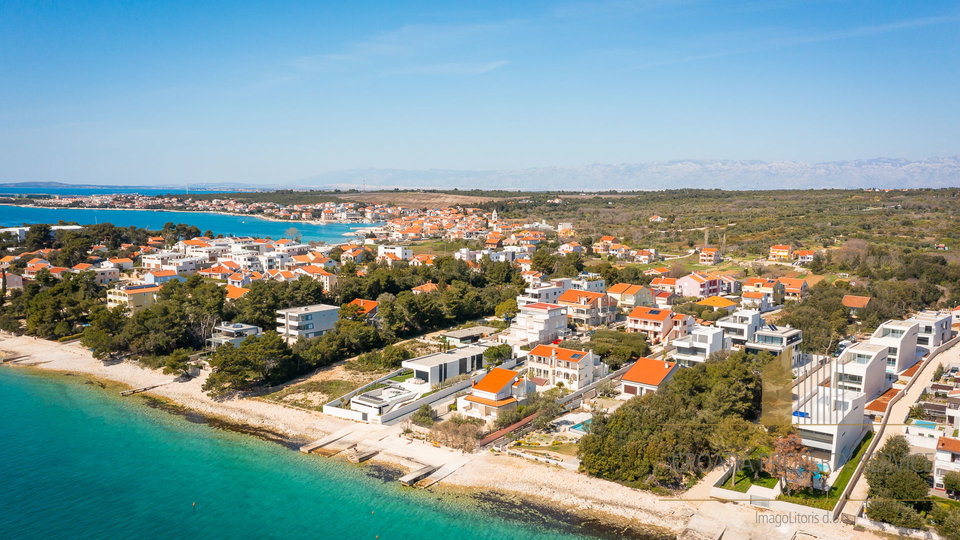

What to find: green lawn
left=720, top=467, right=779, bottom=493
left=390, top=371, right=415, bottom=382
left=776, top=430, right=875, bottom=510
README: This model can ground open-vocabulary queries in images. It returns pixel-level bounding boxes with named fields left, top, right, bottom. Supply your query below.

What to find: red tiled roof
left=621, top=358, right=676, bottom=387
left=628, top=306, right=672, bottom=321
left=842, top=295, right=872, bottom=309
left=938, top=437, right=960, bottom=454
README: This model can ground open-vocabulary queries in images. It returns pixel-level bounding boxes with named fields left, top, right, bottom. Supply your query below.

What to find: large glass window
left=798, top=429, right=834, bottom=445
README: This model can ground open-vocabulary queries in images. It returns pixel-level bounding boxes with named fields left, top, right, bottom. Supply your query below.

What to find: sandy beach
left=1, top=335, right=887, bottom=540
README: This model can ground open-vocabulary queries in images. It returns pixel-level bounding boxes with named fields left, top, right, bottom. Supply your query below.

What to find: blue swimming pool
left=570, top=419, right=592, bottom=434
left=914, top=420, right=937, bottom=429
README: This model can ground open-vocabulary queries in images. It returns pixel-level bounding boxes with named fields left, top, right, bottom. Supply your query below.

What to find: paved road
left=839, top=341, right=960, bottom=517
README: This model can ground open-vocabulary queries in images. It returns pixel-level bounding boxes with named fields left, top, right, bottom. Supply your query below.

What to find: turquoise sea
left=0, top=368, right=651, bottom=540
left=0, top=205, right=370, bottom=244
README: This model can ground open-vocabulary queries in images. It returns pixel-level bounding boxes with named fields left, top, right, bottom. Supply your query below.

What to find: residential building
left=650, top=277, right=678, bottom=294
left=143, top=270, right=184, bottom=285
left=670, top=326, right=725, bottom=367
left=402, top=344, right=490, bottom=387
left=908, top=310, right=953, bottom=350
left=717, top=275, right=741, bottom=295
left=458, top=368, right=535, bottom=423
left=106, top=284, right=162, bottom=314
left=832, top=342, right=890, bottom=401
left=498, top=303, right=570, bottom=350
left=76, top=265, right=119, bottom=285
left=620, top=358, right=678, bottom=397
left=745, top=324, right=803, bottom=365
left=347, top=298, right=379, bottom=320
left=349, top=386, right=420, bottom=420
left=740, top=291, right=773, bottom=312
left=778, top=278, right=808, bottom=303
left=794, top=250, right=816, bottom=264
left=934, top=437, right=960, bottom=491
left=652, top=290, right=677, bottom=309
left=276, top=304, right=340, bottom=343
left=793, top=386, right=869, bottom=470
left=626, top=306, right=676, bottom=344
left=571, top=273, right=606, bottom=293
left=206, top=323, right=262, bottom=350
left=742, top=277, right=784, bottom=305
left=769, top=244, right=793, bottom=261
left=841, top=295, right=872, bottom=317
left=556, top=289, right=617, bottom=326
left=696, top=296, right=738, bottom=312
left=412, top=281, right=440, bottom=295
left=525, top=344, right=608, bottom=391
left=558, top=242, right=584, bottom=255
left=717, top=309, right=763, bottom=349
left=869, top=320, right=920, bottom=376
left=377, top=245, right=413, bottom=261
left=516, top=278, right=572, bottom=306
left=699, top=247, right=721, bottom=265
left=676, top=272, right=721, bottom=299
left=606, top=283, right=653, bottom=310
left=440, top=326, right=499, bottom=345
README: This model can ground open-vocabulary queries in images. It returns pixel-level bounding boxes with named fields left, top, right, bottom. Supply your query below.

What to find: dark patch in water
left=361, top=463, right=404, bottom=483
left=136, top=394, right=305, bottom=450
left=463, top=491, right=675, bottom=540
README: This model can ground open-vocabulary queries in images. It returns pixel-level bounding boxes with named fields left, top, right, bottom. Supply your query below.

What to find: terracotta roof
left=557, top=289, right=606, bottom=303
left=528, top=345, right=591, bottom=363
left=771, top=244, right=791, bottom=250
left=347, top=298, right=379, bottom=315
left=472, top=367, right=520, bottom=394
left=464, top=395, right=518, bottom=408
left=842, top=295, right=872, bottom=309
left=608, top=283, right=644, bottom=295
left=938, top=437, right=960, bottom=454
left=225, top=285, right=250, bottom=299
left=742, top=291, right=767, bottom=299
left=651, top=277, right=677, bottom=286
left=522, top=302, right=563, bottom=311
left=621, top=358, right=676, bottom=387
left=778, top=278, right=807, bottom=292
left=901, top=361, right=922, bottom=378
left=865, top=388, right=899, bottom=412
left=697, top=296, right=737, bottom=308
left=150, top=270, right=178, bottom=277
left=412, top=282, right=439, bottom=293
left=628, top=306, right=672, bottom=321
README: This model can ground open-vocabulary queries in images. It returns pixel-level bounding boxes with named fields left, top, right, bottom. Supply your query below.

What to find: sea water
left=0, top=368, right=638, bottom=540
left=0, top=205, right=371, bottom=244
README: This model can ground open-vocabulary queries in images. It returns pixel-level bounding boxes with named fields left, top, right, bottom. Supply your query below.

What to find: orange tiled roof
left=473, top=367, right=520, bottom=393
left=528, top=345, right=591, bottom=362
left=842, top=295, right=871, bottom=309
left=621, top=358, right=676, bottom=387
left=628, top=306, right=672, bottom=321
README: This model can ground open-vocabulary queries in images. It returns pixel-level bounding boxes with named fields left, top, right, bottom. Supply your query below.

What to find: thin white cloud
left=386, top=60, right=509, bottom=75
left=628, top=15, right=960, bottom=69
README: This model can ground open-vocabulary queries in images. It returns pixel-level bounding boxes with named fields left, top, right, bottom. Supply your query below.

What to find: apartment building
left=908, top=310, right=953, bottom=350
left=793, top=386, right=869, bottom=469
left=516, top=278, right=572, bottom=307
left=699, top=247, right=721, bottom=265
left=606, top=283, right=653, bottom=310
left=742, top=277, right=784, bottom=305
left=571, top=273, right=606, bottom=293
left=778, top=278, right=808, bottom=303
left=276, top=304, right=340, bottom=343
left=832, top=342, right=889, bottom=401
left=106, top=284, right=162, bottom=315
left=868, top=320, right=920, bottom=375
left=526, top=345, right=608, bottom=391
left=498, top=303, right=570, bottom=350
left=675, top=272, right=721, bottom=299
left=934, top=437, right=960, bottom=491
left=717, top=309, right=763, bottom=349
left=769, top=244, right=792, bottom=261
left=556, top=289, right=617, bottom=326
left=744, top=324, right=803, bottom=365
left=670, top=326, right=725, bottom=367
left=625, top=307, right=689, bottom=344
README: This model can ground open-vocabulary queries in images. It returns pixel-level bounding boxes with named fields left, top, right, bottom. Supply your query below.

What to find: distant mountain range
left=4, top=157, right=960, bottom=193
left=293, top=157, right=960, bottom=191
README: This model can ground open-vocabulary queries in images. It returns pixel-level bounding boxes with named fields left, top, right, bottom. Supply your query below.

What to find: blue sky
left=1, top=0, right=959, bottom=185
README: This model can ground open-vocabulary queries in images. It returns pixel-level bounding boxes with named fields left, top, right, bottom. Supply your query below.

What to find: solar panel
left=649, top=309, right=661, bottom=315
left=572, top=354, right=582, bottom=359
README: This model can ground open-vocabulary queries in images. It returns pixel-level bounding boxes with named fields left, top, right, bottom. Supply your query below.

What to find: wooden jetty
left=119, top=382, right=170, bottom=396
left=399, top=464, right=438, bottom=487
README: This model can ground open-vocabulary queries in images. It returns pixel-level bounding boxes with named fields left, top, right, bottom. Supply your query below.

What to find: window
left=798, top=429, right=834, bottom=445
left=837, top=373, right=863, bottom=385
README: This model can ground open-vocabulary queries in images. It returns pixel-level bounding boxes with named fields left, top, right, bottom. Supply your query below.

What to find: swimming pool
left=914, top=420, right=937, bottom=429
left=570, top=419, right=592, bottom=434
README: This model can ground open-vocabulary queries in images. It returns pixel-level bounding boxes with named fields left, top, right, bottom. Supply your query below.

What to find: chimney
left=664, top=362, right=670, bottom=370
